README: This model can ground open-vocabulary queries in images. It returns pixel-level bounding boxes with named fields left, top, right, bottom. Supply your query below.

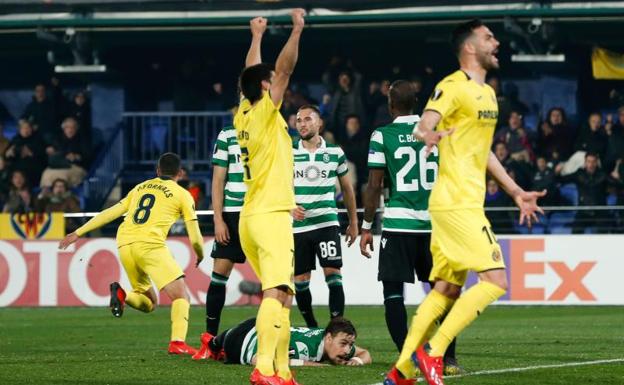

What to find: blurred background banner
left=1, top=235, right=622, bottom=307
left=592, top=47, right=624, bottom=80
left=0, top=212, right=64, bottom=239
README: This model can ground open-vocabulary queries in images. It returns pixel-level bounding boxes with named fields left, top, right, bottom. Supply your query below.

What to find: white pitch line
left=368, top=358, right=624, bottom=384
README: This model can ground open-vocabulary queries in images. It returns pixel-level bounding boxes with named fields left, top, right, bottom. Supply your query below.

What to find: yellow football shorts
left=118, top=242, right=184, bottom=292
left=239, top=211, right=295, bottom=293
left=429, top=209, right=505, bottom=286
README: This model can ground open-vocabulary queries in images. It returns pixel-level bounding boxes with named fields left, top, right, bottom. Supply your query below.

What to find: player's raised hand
left=513, top=189, right=547, bottom=227
left=249, top=17, right=267, bottom=36
left=214, top=217, right=230, bottom=245
left=291, top=205, right=306, bottom=221
left=345, top=222, right=359, bottom=247
left=291, top=8, right=306, bottom=31
left=359, top=230, right=373, bottom=259
left=59, top=232, right=79, bottom=250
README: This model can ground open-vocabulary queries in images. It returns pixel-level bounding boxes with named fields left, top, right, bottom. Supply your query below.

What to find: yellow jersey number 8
left=133, top=193, right=156, bottom=224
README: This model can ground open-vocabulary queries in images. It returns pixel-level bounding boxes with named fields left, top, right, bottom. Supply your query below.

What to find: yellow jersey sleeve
left=424, top=79, right=460, bottom=119
left=75, top=189, right=134, bottom=236
left=180, top=190, right=198, bottom=222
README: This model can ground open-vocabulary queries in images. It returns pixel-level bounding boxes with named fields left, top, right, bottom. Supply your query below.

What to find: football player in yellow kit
left=233, top=9, right=305, bottom=385
left=383, top=20, right=546, bottom=385
left=59, top=152, right=204, bottom=356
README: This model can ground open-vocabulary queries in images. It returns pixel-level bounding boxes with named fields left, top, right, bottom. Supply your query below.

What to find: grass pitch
left=1, top=306, right=623, bottom=385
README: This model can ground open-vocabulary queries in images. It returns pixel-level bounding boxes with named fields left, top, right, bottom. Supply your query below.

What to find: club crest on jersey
left=491, top=249, right=502, bottom=262
left=322, top=152, right=331, bottom=163
left=430, top=88, right=443, bottom=101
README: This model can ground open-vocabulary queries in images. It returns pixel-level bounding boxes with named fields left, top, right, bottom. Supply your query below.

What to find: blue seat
left=559, top=183, right=578, bottom=205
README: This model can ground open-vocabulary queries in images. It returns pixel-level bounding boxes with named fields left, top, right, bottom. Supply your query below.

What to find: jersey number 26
left=394, top=146, right=438, bottom=192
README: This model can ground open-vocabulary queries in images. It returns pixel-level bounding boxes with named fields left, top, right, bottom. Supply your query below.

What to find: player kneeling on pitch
left=59, top=152, right=204, bottom=356
left=198, top=317, right=371, bottom=367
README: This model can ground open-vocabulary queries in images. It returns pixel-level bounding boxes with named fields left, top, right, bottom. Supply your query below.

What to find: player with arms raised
left=383, top=20, right=545, bottom=385
left=59, top=152, right=204, bottom=356
left=234, top=10, right=305, bottom=385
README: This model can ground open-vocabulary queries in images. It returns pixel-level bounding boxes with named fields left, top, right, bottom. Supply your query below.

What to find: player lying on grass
left=198, top=316, right=371, bottom=367
left=59, top=152, right=204, bottom=356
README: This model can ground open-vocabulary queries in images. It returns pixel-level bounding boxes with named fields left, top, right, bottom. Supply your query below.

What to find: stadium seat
left=559, top=183, right=578, bottom=205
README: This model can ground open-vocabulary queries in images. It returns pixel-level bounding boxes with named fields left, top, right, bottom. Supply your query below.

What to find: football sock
left=444, top=337, right=458, bottom=361
left=396, top=290, right=455, bottom=379
left=295, top=280, right=318, bottom=328
left=255, top=297, right=282, bottom=376
left=275, top=306, right=292, bottom=381
left=326, top=273, right=345, bottom=318
left=125, top=291, right=154, bottom=313
left=170, top=298, right=190, bottom=342
left=382, top=281, right=407, bottom=352
left=205, top=272, right=229, bottom=335
left=429, top=281, right=505, bottom=357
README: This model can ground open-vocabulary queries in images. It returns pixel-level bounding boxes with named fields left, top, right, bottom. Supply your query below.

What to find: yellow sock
left=429, top=281, right=506, bottom=357
left=170, top=298, right=190, bottom=342
left=396, top=290, right=455, bottom=378
left=255, top=297, right=283, bottom=376
left=275, top=307, right=292, bottom=380
left=125, top=292, right=154, bottom=313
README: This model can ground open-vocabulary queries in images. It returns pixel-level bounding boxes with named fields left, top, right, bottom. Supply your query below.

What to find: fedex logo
left=463, top=238, right=600, bottom=303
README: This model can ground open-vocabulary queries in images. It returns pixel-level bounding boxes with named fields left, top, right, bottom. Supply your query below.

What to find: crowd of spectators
left=2, top=61, right=624, bottom=235
left=0, top=78, right=91, bottom=216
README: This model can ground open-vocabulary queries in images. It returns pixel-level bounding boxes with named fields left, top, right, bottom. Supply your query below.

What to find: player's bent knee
left=295, top=272, right=311, bottom=282
left=479, top=269, right=508, bottom=292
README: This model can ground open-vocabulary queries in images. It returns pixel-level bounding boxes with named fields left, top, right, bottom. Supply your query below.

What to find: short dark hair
left=324, top=317, right=357, bottom=338
left=298, top=104, right=321, bottom=117
left=158, top=152, right=181, bottom=177
left=585, top=152, right=599, bottom=160
left=345, top=114, right=360, bottom=124
left=52, top=178, right=69, bottom=190
left=451, top=19, right=485, bottom=57
left=389, top=80, right=417, bottom=114
left=239, top=63, right=273, bottom=104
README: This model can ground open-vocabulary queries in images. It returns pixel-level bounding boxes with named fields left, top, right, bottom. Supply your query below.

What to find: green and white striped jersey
left=211, top=126, right=247, bottom=212
left=240, top=325, right=355, bottom=364
left=293, top=138, right=348, bottom=233
left=367, top=115, right=438, bottom=232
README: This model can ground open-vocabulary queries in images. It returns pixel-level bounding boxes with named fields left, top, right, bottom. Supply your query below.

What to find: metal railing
left=82, top=125, right=124, bottom=210
left=122, top=111, right=232, bottom=169
left=65, top=206, right=624, bottom=236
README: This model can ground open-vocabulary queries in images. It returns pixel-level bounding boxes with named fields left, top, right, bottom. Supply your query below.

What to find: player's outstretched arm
left=245, top=16, right=267, bottom=68
left=211, top=165, right=230, bottom=245
left=413, top=110, right=454, bottom=156
left=360, top=169, right=384, bottom=258
left=338, top=174, right=358, bottom=247
left=185, top=219, right=205, bottom=267
left=487, top=151, right=546, bottom=226
left=58, top=201, right=129, bottom=250
left=270, top=8, right=305, bottom=106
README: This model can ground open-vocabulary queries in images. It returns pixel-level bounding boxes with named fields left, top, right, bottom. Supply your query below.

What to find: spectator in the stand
left=537, top=107, right=575, bottom=162
left=611, top=159, right=624, bottom=206
left=605, top=106, right=624, bottom=171
left=67, top=91, right=92, bottom=142
left=532, top=155, right=560, bottom=206
left=319, top=93, right=332, bottom=120
left=494, top=141, right=532, bottom=189
left=367, top=79, right=391, bottom=127
left=0, top=155, right=10, bottom=205
left=207, top=82, right=237, bottom=111
left=0, top=121, right=9, bottom=155
left=341, top=114, right=368, bottom=204
left=329, top=71, right=365, bottom=142
left=410, top=77, right=427, bottom=114
left=2, top=170, right=34, bottom=213
left=4, top=120, right=46, bottom=185
left=484, top=178, right=514, bottom=233
left=40, top=117, right=88, bottom=188
left=36, top=178, right=81, bottom=231
left=575, top=112, right=608, bottom=163
left=556, top=152, right=610, bottom=233
left=495, top=110, right=533, bottom=163
left=322, top=55, right=346, bottom=94
left=21, top=83, right=57, bottom=144
left=487, top=76, right=529, bottom=130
